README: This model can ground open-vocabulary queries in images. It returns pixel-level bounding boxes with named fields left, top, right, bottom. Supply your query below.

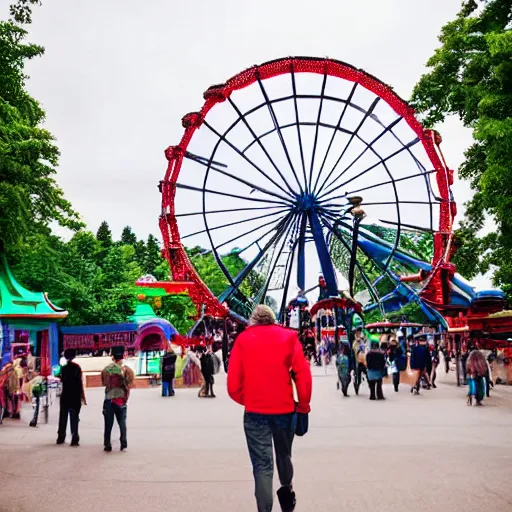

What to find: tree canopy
left=411, top=0, right=512, bottom=298
left=0, top=5, right=82, bottom=250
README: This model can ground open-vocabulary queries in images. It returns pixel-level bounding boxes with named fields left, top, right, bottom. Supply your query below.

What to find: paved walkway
left=1, top=367, right=512, bottom=512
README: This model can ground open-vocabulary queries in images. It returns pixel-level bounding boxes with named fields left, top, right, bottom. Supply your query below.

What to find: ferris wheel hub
left=295, top=194, right=318, bottom=212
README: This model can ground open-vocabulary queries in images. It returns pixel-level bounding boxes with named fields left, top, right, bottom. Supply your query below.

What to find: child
left=336, top=344, right=352, bottom=397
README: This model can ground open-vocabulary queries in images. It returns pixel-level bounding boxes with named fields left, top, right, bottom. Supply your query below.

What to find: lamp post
left=347, top=196, right=366, bottom=299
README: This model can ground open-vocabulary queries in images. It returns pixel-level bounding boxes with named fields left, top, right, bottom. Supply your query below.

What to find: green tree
left=145, top=234, right=161, bottom=275
left=96, top=221, right=113, bottom=248
left=157, top=294, right=196, bottom=334
left=0, top=19, right=82, bottom=250
left=9, top=0, right=41, bottom=25
left=411, top=0, right=512, bottom=298
left=134, top=239, right=146, bottom=269
left=120, top=226, right=137, bottom=246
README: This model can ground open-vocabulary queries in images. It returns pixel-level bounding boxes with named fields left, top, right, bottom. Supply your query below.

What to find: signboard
left=63, top=331, right=136, bottom=350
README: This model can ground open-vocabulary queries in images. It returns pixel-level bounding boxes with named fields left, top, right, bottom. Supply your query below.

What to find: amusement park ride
left=142, top=57, right=511, bottom=350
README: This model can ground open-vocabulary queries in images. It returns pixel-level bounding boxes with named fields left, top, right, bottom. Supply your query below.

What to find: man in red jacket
left=228, top=305, right=312, bottom=512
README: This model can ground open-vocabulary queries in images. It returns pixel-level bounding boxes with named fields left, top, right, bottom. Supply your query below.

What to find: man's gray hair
left=249, top=305, right=277, bottom=326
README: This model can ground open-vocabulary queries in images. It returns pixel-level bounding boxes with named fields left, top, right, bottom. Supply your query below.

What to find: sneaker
left=120, top=441, right=127, bottom=451
left=56, top=438, right=65, bottom=445
left=277, top=486, right=296, bottom=512
left=104, top=445, right=112, bottom=452
left=71, top=437, right=80, bottom=447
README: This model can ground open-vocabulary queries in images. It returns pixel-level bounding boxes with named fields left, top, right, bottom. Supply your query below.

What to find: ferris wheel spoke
left=203, top=121, right=296, bottom=200
left=181, top=208, right=289, bottom=240
left=218, top=214, right=295, bottom=303
left=214, top=212, right=291, bottom=252
left=175, top=182, right=289, bottom=206
left=290, top=67, right=309, bottom=193
left=316, top=115, right=402, bottom=197
left=379, top=219, right=433, bottom=233
left=308, top=71, right=328, bottom=194
left=256, top=76, right=304, bottom=194
left=314, top=97, right=380, bottom=197
left=184, top=149, right=293, bottom=204
left=318, top=136, right=420, bottom=201
left=175, top=205, right=284, bottom=218
left=311, top=82, right=358, bottom=196
left=242, top=122, right=353, bottom=154
left=363, top=200, right=439, bottom=206
left=319, top=169, right=436, bottom=203
left=257, top=216, right=298, bottom=303
left=227, top=97, right=299, bottom=198
left=319, top=212, right=382, bottom=306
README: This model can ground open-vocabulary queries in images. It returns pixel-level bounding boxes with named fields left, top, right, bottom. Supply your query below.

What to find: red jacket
left=227, top=324, right=312, bottom=414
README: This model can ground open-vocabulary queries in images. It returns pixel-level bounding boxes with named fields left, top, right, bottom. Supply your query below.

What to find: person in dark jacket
left=387, top=337, right=405, bottom=392
left=57, top=349, right=86, bottom=446
left=200, top=346, right=216, bottom=398
left=430, top=342, right=440, bottom=388
left=366, top=341, right=386, bottom=400
left=161, top=347, right=177, bottom=397
left=410, top=336, right=431, bottom=395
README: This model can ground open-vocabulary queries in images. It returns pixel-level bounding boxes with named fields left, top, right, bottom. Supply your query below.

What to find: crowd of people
left=329, top=329, right=495, bottom=407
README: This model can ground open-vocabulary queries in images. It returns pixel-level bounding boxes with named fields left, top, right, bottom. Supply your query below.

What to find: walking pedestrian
left=366, top=341, right=386, bottom=400
left=442, top=340, right=451, bottom=374
left=161, top=346, right=177, bottom=397
left=352, top=328, right=368, bottom=391
left=227, top=305, right=312, bottom=512
left=410, top=335, right=431, bottom=395
left=199, top=345, right=216, bottom=398
left=0, top=361, right=21, bottom=423
left=56, top=349, right=86, bottom=445
left=387, top=336, right=405, bottom=392
left=466, top=346, right=487, bottom=406
left=101, top=346, right=135, bottom=452
left=430, top=342, right=440, bottom=388
left=336, top=343, right=352, bottom=397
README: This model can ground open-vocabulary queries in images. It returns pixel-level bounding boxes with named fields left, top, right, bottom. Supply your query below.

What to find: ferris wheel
left=159, top=57, right=455, bottom=321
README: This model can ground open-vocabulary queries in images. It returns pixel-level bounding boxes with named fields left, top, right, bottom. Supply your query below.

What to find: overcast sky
left=2, top=0, right=494, bottom=289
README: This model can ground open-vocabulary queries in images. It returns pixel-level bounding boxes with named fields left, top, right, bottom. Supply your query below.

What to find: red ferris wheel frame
left=158, top=56, right=456, bottom=319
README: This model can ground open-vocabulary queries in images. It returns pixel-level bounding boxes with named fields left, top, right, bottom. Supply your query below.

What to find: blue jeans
left=103, top=400, right=127, bottom=448
left=162, top=380, right=175, bottom=396
left=244, top=412, right=295, bottom=512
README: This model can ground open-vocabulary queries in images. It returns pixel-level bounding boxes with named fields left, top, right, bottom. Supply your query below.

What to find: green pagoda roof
left=0, top=254, right=68, bottom=319
left=127, top=303, right=158, bottom=324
